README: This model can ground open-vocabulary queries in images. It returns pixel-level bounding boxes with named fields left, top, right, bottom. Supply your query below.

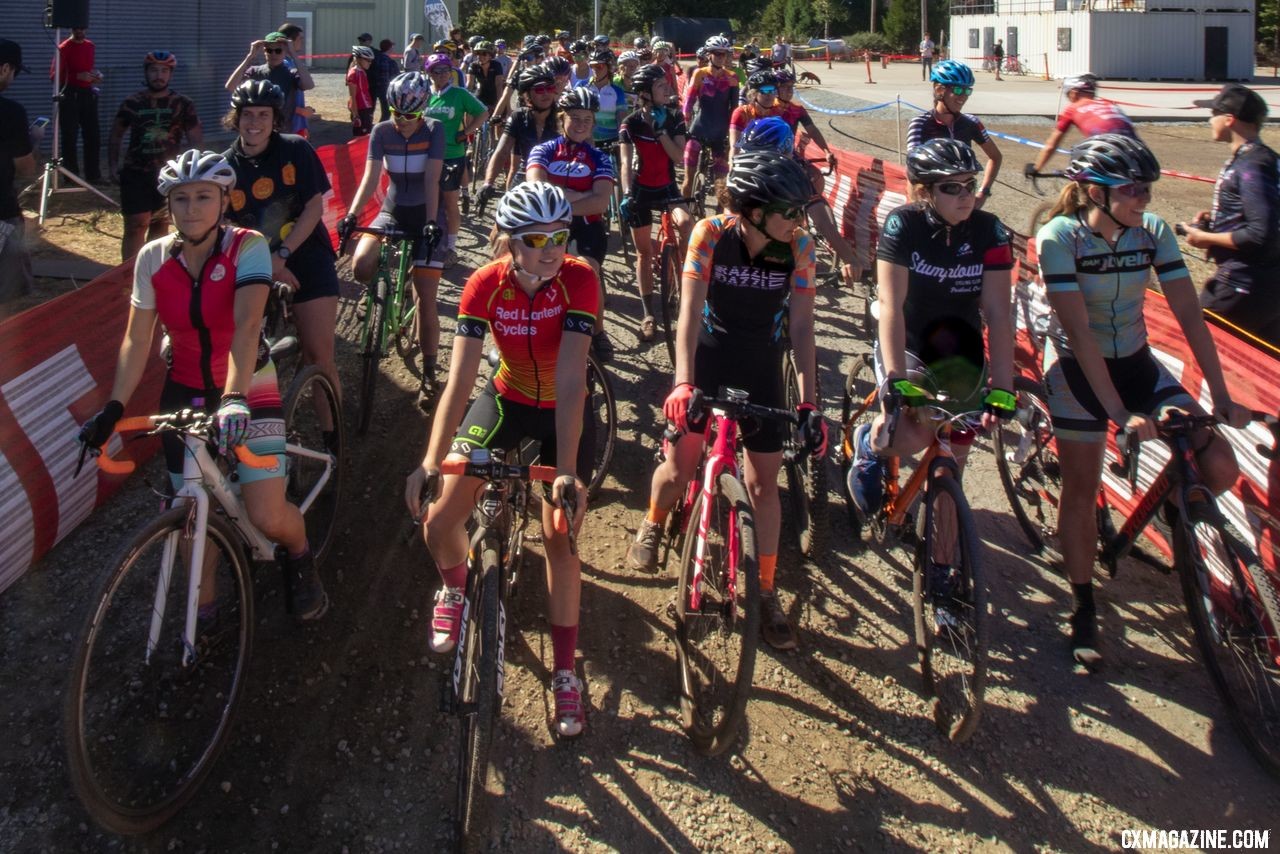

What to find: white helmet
left=704, top=34, right=732, bottom=51
left=495, top=181, right=572, bottom=231
left=157, top=149, right=237, bottom=196
left=387, top=71, right=430, bottom=112
left=352, top=45, right=375, bottom=60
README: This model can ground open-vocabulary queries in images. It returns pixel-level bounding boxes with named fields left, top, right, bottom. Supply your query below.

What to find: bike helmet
left=433, top=40, right=455, bottom=53
left=522, top=35, right=538, bottom=48
left=535, top=34, right=552, bottom=47
left=593, top=34, right=612, bottom=47
left=905, top=138, right=982, bottom=185
left=1063, top=73, right=1099, bottom=95
left=542, top=56, right=572, bottom=77
left=474, top=40, right=495, bottom=55
left=143, top=50, right=177, bottom=68
left=633, top=36, right=650, bottom=49
left=929, top=59, right=975, bottom=88
left=570, top=39, right=589, bottom=55
left=469, top=35, right=485, bottom=48
left=231, top=79, right=285, bottom=111
left=740, top=43, right=760, bottom=61
left=424, top=52, right=454, bottom=72
left=652, top=39, right=672, bottom=53
left=495, top=181, right=573, bottom=230
left=704, top=34, right=732, bottom=52
left=517, top=64, right=556, bottom=93
left=589, top=48, right=615, bottom=67
left=1063, top=133, right=1161, bottom=186
left=696, top=46, right=710, bottom=62
left=631, top=63, right=667, bottom=95
left=725, top=150, right=812, bottom=209
left=554, top=29, right=571, bottom=40
left=523, top=45, right=546, bottom=62
left=773, top=68, right=795, bottom=85
left=636, top=47, right=654, bottom=62
left=352, top=45, right=375, bottom=61
left=558, top=86, right=600, bottom=112
left=617, top=50, right=640, bottom=67
left=386, top=71, right=430, bottom=113
left=157, top=149, right=237, bottom=196
left=746, top=57, right=773, bottom=75
left=737, top=116, right=794, bottom=154
left=495, top=39, right=507, bottom=50
left=748, top=70, right=779, bottom=90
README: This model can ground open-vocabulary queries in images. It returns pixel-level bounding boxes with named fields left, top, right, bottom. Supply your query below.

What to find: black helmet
left=740, top=44, right=760, bottom=61
left=747, top=70, right=779, bottom=90
left=589, top=47, right=615, bottom=66
left=535, top=34, right=552, bottom=47
left=905, top=138, right=982, bottom=184
left=725, top=151, right=813, bottom=209
left=746, top=57, right=773, bottom=75
left=542, top=56, right=572, bottom=76
left=231, top=79, right=285, bottom=111
left=633, top=36, right=650, bottom=49
left=558, top=86, right=600, bottom=112
left=569, top=39, right=589, bottom=54
left=631, top=64, right=667, bottom=95
left=516, top=64, right=555, bottom=93
left=554, top=29, right=570, bottom=40
left=1064, top=133, right=1161, bottom=186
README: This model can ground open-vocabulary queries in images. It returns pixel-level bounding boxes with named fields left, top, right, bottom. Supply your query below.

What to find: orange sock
left=759, top=553, right=778, bottom=594
left=646, top=500, right=669, bottom=526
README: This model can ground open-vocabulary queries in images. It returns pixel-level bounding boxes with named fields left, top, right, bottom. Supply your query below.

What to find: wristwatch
left=276, top=245, right=292, bottom=260
left=977, top=187, right=992, bottom=198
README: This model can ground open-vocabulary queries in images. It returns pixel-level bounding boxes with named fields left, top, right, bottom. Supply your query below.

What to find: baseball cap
left=0, top=39, right=30, bottom=74
left=1194, top=83, right=1268, bottom=124
left=409, top=32, right=422, bottom=41
left=264, top=31, right=289, bottom=42
left=358, top=32, right=373, bottom=42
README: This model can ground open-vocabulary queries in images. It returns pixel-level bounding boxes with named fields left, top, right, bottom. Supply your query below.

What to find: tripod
left=36, top=26, right=116, bottom=224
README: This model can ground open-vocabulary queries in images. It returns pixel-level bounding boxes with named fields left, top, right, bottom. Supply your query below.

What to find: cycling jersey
left=1056, top=99, right=1135, bottom=138
left=131, top=227, right=273, bottom=390
left=468, top=61, right=504, bottom=109
left=345, top=66, right=373, bottom=111
left=1036, top=212, right=1188, bottom=359
left=683, top=214, right=816, bottom=348
left=225, top=131, right=334, bottom=254
left=500, top=108, right=560, bottom=180
left=619, top=108, right=686, bottom=189
left=527, top=135, right=616, bottom=224
left=877, top=203, right=1013, bottom=365
left=905, top=110, right=990, bottom=151
left=1205, top=139, right=1280, bottom=291
left=588, top=78, right=628, bottom=142
left=455, top=257, right=600, bottom=407
left=776, top=101, right=816, bottom=135
left=114, top=90, right=200, bottom=172
left=367, top=119, right=446, bottom=208
left=729, top=102, right=785, bottom=133
left=425, top=84, right=488, bottom=159
left=682, top=66, right=738, bottom=143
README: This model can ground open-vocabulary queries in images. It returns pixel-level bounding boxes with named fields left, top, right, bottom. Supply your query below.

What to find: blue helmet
left=737, top=116, right=794, bottom=154
left=929, top=59, right=975, bottom=88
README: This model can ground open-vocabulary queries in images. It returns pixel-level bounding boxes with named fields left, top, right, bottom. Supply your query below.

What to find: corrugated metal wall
left=299, top=0, right=438, bottom=71
left=3, top=0, right=287, bottom=158
left=951, top=11, right=1094, bottom=79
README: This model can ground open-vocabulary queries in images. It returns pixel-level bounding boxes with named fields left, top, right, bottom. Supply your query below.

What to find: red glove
left=796, top=402, right=828, bottom=460
left=664, top=382, right=695, bottom=432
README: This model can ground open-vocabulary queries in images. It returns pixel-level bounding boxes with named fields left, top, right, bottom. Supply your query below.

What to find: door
left=1204, top=27, right=1228, bottom=80
left=1006, top=27, right=1018, bottom=65
left=982, top=26, right=995, bottom=62
left=285, top=10, right=313, bottom=66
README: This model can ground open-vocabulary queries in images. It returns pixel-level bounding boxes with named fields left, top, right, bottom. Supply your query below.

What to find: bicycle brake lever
left=74, top=441, right=91, bottom=477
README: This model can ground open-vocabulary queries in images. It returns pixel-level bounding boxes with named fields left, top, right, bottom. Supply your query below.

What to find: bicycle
left=64, top=404, right=343, bottom=834
left=781, top=346, right=827, bottom=558
left=660, top=387, right=820, bottom=755
left=596, top=139, right=634, bottom=271
left=837, top=356, right=989, bottom=742
left=687, top=141, right=717, bottom=221
left=435, top=450, right=572, bottom=850
left=650, top=195, right=696, bottom=365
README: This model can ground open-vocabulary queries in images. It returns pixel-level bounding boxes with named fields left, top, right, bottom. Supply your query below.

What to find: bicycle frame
left=684, top=402, right=744, bottom=614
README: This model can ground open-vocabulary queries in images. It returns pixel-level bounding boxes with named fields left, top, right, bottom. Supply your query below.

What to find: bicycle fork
left=689, top=465, right=739, bottom=619
left=148, top=490, right=209, bottom=669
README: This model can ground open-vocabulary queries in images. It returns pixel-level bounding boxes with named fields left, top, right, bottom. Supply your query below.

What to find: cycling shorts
left=625, top=183, right=683, bottom=229
left=440, top=156, right=467, bottom=192
left=370, top=204, right=449, bottom=269
left=1042, top=342, right=1197, bottom=443
left=683, top=137, right=730, bottom=173
left=119, top=166, right=165, bottom=216
left=450, top=379, right=595, bottom=475
left=685, top=341, right=787, bottom=454
left=284, top=241, right=341, bottom=303
left=872, top=343, right=983, bottom=447
left=568, top=217, right=607, bottom=268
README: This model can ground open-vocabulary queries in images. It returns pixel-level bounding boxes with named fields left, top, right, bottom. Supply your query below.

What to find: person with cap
left=225, top=31, right=313, bottom=129
left=1181, top=83, right=1280, bottom=345
left=358, top=33, right=374, bottom=47
left=1029, top=73, right=1134, bottom=176
left=277, top=24, right=316, bottom=138
left=404, top=33, right=425, bottom=72
left=493, top=39, right=511, bottom=76
left=53, top=27, right=103, bottom=182
left=0, top=39, right=36, bottom=303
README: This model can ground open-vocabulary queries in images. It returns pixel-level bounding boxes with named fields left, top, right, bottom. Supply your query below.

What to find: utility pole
left=921, top=0, right=928, bottom=45
left=871, top=0, right=877, bottom=33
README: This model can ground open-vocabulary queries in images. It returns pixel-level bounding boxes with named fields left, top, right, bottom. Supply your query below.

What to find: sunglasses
left=530, top=84, right=558, bottom=95
left=515, top=228, right=571, bottom=249
left=757, top=85, right=777, bottom=94
left=1114, top=182, right=1153, bottom=198
left=947, top=85, right=974, bottom=97
left=391, top=109, right=423, bottom=120
left=266, top=47, right=285, bottom=54
left=764, top=204, right=804, bottom=220
left=934, top=179, right=978, bottom=196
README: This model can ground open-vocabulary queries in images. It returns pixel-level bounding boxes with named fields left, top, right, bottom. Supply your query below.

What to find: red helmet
left=143, top=50, right=177, bottom=68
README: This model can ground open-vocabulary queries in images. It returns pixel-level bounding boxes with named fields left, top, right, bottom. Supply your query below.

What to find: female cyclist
left=404, top=182, right=595, bottom=737
left=223, top=80, right=343, bottom=421
left=728, top=70, right=784, bottom=159
left=477, top=65, right=560, bottom=208
left=619, top=63, right=692, bottom=342
left=625, top=152, right=824, bottom=650
left=526, top=87, right=617, bottom=362
left=679, top=35, right=739, bottom=201
left=846, top=138, right=1015, bottom=631
left=77, top=150, right=327, bottom=621
left=341, top=71, right=448, bottom=410
left=586, top=48, right=627, bottom=145
left=905, top=60, right=1001, bottom=208
left=424, top=52, right=489, bottom=264
left=1035, top=134, right=1249, bottom=666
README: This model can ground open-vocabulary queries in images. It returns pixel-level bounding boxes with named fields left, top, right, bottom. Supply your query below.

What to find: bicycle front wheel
left=457, top=547, right=502, bottom=850
left=658, top=243, right=681, bottom=366
left=283, top=365, right=344, bottom=566
left=357, top=277, right=387, bottom=436
left=838, top=353, right=879, bottom=539
left=782, top=348, right=828, bottom=558
left=1177, top=515, right=1280, bottom=779
left=675, top=472, right=760, bottom=756
left=913, top=473, right=987, bottom=743
left=583, top=354, right=617, bottom=501
left=992, top=376, right=1062, bottom=558
left=64, top=508, right=253, bottom=835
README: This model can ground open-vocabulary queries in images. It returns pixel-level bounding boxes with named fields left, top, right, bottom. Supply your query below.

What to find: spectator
left=108, top=51, right=202, bottom=261
left=347, top=47, right=375, bottom=136
left=1181, top=84, right=1280, bottom=344
left=771, top=35, right=791, bottom=67
left=449, top=27, right=463, bottom=47
left=920, top=33, right=935, bottom=80
left=278, top=23, right=315, bottom=138
left=224, top=31, right=314, bottom=129
left=1030, top=74, right=1135, bottom=174
left=0, top=39, right=35, bottom=303
left=404, top=33, right=425, bottom=72
left=53, top=27, right=102, bottom=182
left=358, top=33, right=373, bottom=47
left=371, top=39, right=399, bottom=122
left=991, top=39, right=1004, bottom=80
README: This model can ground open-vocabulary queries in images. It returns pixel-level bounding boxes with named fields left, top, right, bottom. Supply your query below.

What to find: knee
left=745, top=472, right=778, bottom=504
left=1202, top=438, right=1241, bottom=493
left=246, top=497, right=288, bottom=539
left=352, top=255, right=376, bottom=282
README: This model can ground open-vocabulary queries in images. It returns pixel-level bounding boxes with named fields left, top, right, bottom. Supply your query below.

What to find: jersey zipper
left=184, top=232, right=224, bottom=391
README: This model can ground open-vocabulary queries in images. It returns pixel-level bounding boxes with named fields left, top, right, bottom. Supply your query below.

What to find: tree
left=467, top=6, right=529, bottom=43
left=882, top=0, right=945, bottom=50
left=760, top=0, right=818, bottom=42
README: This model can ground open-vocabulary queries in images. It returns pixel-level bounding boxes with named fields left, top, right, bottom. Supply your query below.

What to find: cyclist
left=652, top=40, right=683, bottom=96
left=846, top=139, right=1015, bottom=632
left=592, top=34, right=612, bottom=51
left=1029, top=74, right=1136, bottom=175
left=625, top=152, right=824, bottom=650
left=347, top=45, right=375, bottom=136
left=727, top=69, right=784, bottom=158
left=341, top=71, right=448, bottom=410
left=906, top=60, right=1001, bottom=208
left=552, top=29, right=574, bottom=59
left=1035, top=134, right=1249, bottom=666
left=586, top=48, right=627, bottom=144
left=404, top=182, right=594, bottom=737
left=526, top=87, right=617, bottom=362
left=424, top=52, right=489, bottom=265
left=569, top=39, right=592, bottom=86
left=223, top=80, right=343, bottom=419
left=542, top=55, right=573, bottom=93
left=619, top=63, right=693, bottom=342
left=478, top=65, right=561, bottom=207
left=774, top=68, right=839, bottom=175
left=431, top=41, right=464, bottom=87
left=615, top=50, right=641, bottom=107
left=679, top=35, right=738, bottom=202
left=108, top=50, right=202, bottom=262
left=78, top=149, right=327, bottom=621
left=466, top=40, right=506, bottom=127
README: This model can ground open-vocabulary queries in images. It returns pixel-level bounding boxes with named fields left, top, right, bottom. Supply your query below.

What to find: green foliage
left=881, top=0, right=947, bottom=50
left=760, top=0, right=818, bottom=41
left=467, top=6, right=530, bottom=43
left=845, top=31, right=894, bottom=53
left=1259, top=0, right=1280, bottom=59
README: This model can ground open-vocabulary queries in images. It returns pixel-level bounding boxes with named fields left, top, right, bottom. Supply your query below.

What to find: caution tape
left=1101, top=84, right=1280, bottom=92
left=795, top=95, right=899, bottom=116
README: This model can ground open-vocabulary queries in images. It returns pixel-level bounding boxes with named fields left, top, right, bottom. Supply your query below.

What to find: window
left=1057, top=28, right=1072, bottom=51
left=969, top=29, right=979, bottom=49
left=1054, top=0, right=1068, bottom=9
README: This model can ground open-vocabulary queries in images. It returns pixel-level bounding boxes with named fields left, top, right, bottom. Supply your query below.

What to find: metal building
left=948, top=0, right=1254, bottom=80
left=287, top=0, right=459, bottom=70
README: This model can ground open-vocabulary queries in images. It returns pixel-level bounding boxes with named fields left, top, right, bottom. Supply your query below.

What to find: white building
left=948, top=0, right=1254, bottom=81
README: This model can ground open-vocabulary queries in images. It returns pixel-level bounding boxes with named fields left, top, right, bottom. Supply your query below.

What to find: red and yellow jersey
left=455, top=256, right=600, bottom=407
left=730, top=102, right=786, bottom=133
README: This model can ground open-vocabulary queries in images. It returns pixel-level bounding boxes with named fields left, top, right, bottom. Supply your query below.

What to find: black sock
left=1072, top=582, right=1095, bottom=614
left=642, top=293, right=657, bottom=317
left=423, top=356, right=438, bottom=383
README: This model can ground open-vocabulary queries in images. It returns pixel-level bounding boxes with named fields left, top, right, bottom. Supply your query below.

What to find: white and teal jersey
left=589, top=80, right=627, bottom=143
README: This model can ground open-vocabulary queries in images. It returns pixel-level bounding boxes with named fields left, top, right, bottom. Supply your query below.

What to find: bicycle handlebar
left=804, top=156, right=836, bottom=176
left=1023, top=166, right=1067, bottom=196
left=91, top=411, right=277, bottom=475
left=438, top=458, right=571, bottom=535
left=687, top=387, right=803, bottom=428
left=1110, top=410, right=1278, bottom=483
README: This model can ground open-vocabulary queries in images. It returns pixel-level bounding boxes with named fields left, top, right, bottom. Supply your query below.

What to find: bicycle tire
left=658, top=243, right=681, bottom=366
left=691, top=170, right=709, bottom=221
left=913, top=473, right=987, bottom=743
left=838, top=353, right=879, bottom=540
left=584, top=354, right=617, bottom=501
left=1176, top=515, right=1280, bottom=779
left=675, top=471, right=760, bottom=756
left=782, top=348, right=828, bottom=558
left=64, top=507, right=252, bottom=835
left=282, top=365, right=344, bottom=567
left=992, top=376, right=1062, bottom=559
left=457, top=547, right=502, bottom=850
left=392, top=285, right=418, bottom=361
left=357, top=277, right=387, bottom=436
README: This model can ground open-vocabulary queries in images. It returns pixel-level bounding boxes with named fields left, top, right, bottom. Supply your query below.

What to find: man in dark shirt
left=224, top=31, right=314, bottom=128
left=0, top=40, right=36, bottom=303
left=371, top=39, right=399, bottom=122
left=54, top=27, right=102, bottom=182
left=1183, top=84, right=1280, bottom=345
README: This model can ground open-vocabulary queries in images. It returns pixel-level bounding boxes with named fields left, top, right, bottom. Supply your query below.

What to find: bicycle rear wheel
left=782, top=348, right=828, bottom=558
left=455, top=548, right=502, bottom=850
left=913, top=473, right=987, bottom=742
left=691, top=169, right=710, bottom=221
left=838, top=353, right=879, bottom=539
left=283, top=365, right=344, bottom=566
left=675, top=472, right=760, bottom=756
left=64, top=508, right=252, bottom=835
left=992, top=376, right=1062, bottom=558
left=658, top=243, right=681, bottom=366
left=357, top=277, right=387, bottom=436
left=1177, top=515, right=1280, bottom=779
left=583, top=354, right=617, bottom=501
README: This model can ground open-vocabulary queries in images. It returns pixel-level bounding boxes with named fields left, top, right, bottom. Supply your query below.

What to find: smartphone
left=30, top=116, right=51, bottom=131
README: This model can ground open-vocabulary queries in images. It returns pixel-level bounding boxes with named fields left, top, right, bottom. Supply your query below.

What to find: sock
left=287, top=544, right=311, bottom=561
left=1072, top=582, right=1095, bottom=614
left=642, top=293, right=658, bottom=317
left=446, top=233, right=457, bottom=250
left=759, top=553, right=778, bottom=595
left=423, top=355, right=438, bottom=382
left=439, top=560, right=467, bottom=591
left=550, top=623, right=578, bottom=673
left=645, top=500, right=669, bottom=526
